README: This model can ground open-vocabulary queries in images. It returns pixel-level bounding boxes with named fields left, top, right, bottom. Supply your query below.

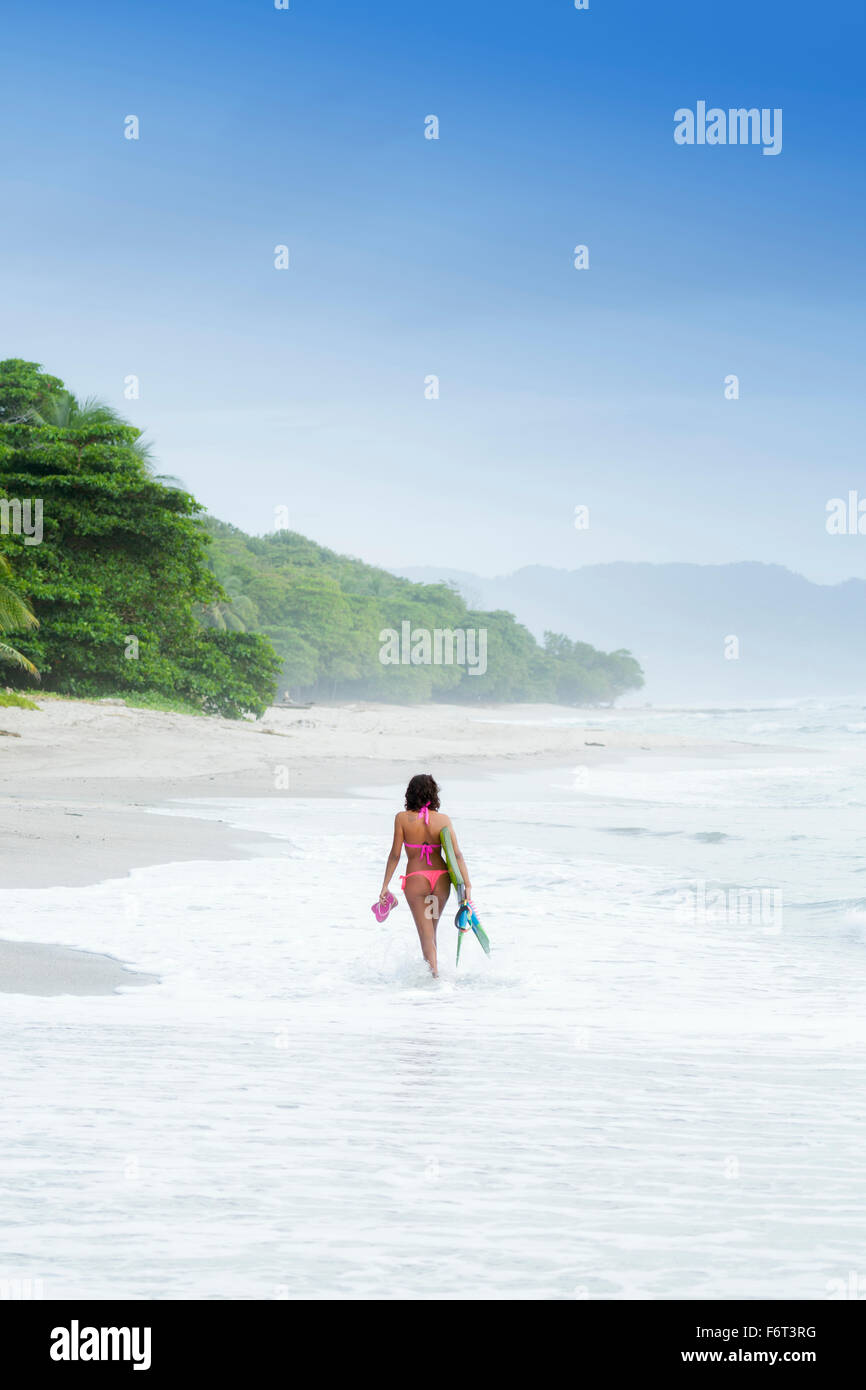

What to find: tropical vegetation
left=0, top=552, right=39, bottom=677
left=0, top=358, right=644, bottom=713
left=202, top=521, right=644, bottom=704
left=0, top=360, right=279, bottom=716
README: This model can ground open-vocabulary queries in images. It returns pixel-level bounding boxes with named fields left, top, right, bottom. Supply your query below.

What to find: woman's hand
left=464, top=882, right=472, bottom=901
left=379, top=887, right=391, bottom=903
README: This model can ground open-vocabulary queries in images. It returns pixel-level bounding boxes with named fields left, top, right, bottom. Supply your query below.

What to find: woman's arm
left=379, top=814, right=404, bottom=901
left=446, top=819, right=472, bottom=899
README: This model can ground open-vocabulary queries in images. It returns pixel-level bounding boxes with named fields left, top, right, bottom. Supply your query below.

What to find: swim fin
left=455, top=901, right=472, bottom=966
left=467, top=905, right=491, bottom=956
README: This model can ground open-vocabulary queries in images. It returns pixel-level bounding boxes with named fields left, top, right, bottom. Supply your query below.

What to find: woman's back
left=400, top=808, right=447, bottom=868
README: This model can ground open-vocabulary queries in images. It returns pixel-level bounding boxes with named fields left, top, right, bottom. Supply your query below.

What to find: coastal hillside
left=200, top=519, right=644, bottom=704
left=0, top=359, right=644, bottom=711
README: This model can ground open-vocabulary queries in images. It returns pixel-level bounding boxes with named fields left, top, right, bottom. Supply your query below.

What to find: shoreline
left=0, top=696, right=825, bottom=996
left=1, top=696, right=824, bottom=892
left=0, top=937, right=159, bottom=997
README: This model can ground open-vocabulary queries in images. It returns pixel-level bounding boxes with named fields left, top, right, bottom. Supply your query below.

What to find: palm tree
left=0, top=554, right=39, bottom=677
left=29, top=392, right=178, bottom=479
left=197, top=574, right=258, bottom=632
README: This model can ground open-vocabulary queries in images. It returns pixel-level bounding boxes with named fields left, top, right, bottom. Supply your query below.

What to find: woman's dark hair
left=405, top=773, right=440, bottom=813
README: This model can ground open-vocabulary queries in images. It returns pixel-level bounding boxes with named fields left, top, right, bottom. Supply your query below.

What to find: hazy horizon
left=394, top=557, right=866, bottom=703
left=394, top=555, right=866, bottom=588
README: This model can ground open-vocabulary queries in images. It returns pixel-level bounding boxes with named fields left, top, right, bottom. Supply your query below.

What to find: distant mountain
left=391, top=562, right=866, bottom=702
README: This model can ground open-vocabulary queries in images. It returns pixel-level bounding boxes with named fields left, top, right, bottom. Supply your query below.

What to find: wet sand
left=0, top=938, right=158, bottom=995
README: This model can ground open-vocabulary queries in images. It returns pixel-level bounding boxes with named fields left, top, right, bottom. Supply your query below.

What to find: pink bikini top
left=405, top=802, right=438, bottom=866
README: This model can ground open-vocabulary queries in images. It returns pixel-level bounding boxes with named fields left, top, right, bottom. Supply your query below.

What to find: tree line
left=0, top=359, right=644, bottom=714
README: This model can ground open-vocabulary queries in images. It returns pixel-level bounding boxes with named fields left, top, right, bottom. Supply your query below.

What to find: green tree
left=30, top=390, right=157, bottom=471
left=542, top=632, right=644, bottom=703
left=0, top=359, right=64, bottom=422
left=174, top=630, right=281, bottom=719
left=0, top=362, right=279, bottom=715
left=0, top=553, right=39, bottom=676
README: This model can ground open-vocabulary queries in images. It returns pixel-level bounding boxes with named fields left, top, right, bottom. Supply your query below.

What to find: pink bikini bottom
left=400, top=869, right=450, bottom=892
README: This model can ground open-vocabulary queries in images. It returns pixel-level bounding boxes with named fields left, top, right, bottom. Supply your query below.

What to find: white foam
left=3, top=745, right=866, bottom=1300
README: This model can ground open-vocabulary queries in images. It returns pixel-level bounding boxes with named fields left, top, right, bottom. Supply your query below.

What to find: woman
left=378, top=773, right=471, bottom=978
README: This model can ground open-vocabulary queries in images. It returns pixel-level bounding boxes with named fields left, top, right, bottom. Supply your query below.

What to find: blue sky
left=1, top=0, right=863, bottom=581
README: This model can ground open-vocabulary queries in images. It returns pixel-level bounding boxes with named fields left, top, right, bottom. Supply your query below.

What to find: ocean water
left=2, top=702, right=866, bottom=1301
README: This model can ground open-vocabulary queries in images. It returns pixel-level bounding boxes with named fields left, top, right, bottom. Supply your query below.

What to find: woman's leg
left=404, top=875, right=450, bottom=976
left=432, top=874, right=452, bottom=940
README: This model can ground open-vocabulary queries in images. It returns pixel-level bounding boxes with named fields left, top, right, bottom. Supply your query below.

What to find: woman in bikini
left=377, top=773, right=471, bottom=978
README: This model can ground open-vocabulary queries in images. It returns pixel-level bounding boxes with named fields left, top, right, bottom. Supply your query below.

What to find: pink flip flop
left=371, top=891, right=398, bottom=922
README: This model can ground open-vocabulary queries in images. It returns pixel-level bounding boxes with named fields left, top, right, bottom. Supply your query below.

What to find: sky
left=1, top=0, right=864, bottom=583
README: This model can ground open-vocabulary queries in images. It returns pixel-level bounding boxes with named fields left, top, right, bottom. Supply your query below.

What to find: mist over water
left=2, top=701, right=865, bottom=1299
